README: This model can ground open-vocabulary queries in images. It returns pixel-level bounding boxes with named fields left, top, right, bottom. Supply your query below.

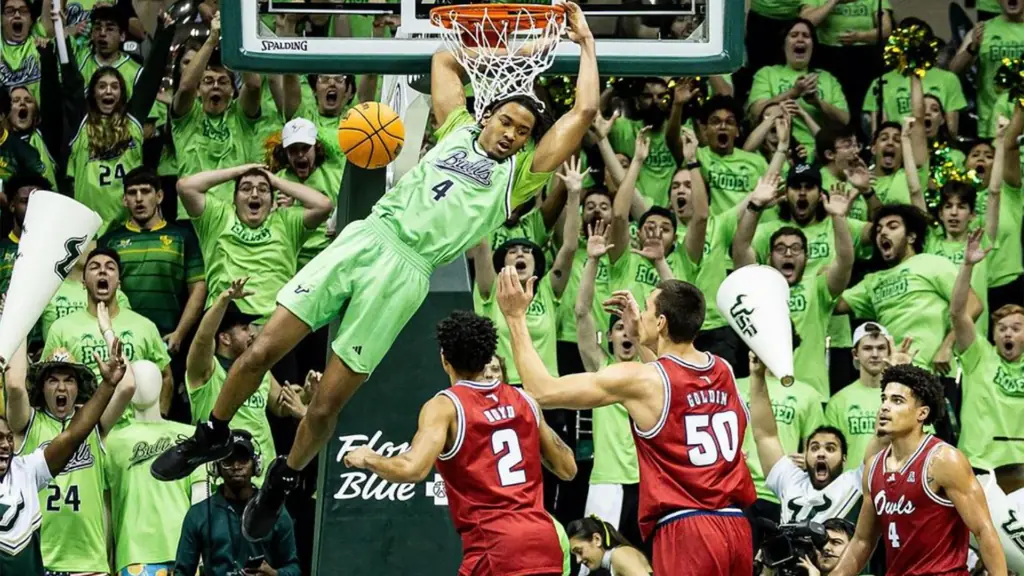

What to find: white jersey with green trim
left=0, top=448, right=51, bottom=573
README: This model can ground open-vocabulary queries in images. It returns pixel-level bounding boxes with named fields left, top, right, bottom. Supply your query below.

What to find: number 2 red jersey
left=868, top=434, right=969, bottom=576
left=433, top=379, right=565, bottom=576
left=632, top=354, right=756, bottom=539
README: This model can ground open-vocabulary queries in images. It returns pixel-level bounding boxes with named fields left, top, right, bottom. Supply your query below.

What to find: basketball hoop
left=431, top=3, right=567, bottom=120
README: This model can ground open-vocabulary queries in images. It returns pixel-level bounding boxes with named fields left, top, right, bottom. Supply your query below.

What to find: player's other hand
left=496, top=266, right=535, bottom=320
left=343, top=445, right=376, bottom=469
left=562, top=2, right=593, bottom=44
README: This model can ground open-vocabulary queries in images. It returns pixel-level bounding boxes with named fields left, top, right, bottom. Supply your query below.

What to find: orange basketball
left=338, top=102, right=405, bottom=170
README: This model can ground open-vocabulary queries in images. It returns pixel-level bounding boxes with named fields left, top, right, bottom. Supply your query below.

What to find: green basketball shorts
left=277, top=215, right=432, bottom=375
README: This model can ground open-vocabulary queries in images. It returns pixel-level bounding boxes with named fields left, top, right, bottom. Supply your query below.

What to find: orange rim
left=430, top=3, right=566, bottom=30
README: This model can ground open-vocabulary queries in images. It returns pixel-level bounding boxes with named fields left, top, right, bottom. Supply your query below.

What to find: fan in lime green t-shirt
left=747, top=20, right=850, bottom=159
left=696, top=96, right=770, bottom=217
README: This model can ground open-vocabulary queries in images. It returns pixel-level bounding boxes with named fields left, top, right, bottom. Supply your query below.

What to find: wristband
left=103, top=329, right=115, bottom=340
left=685, top=161, right=701, bottom=170
left=747, top=202, right=765, bottom=213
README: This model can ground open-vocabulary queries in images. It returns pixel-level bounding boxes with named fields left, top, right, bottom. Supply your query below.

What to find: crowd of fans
left=0, top=0, right=1021, bottom=574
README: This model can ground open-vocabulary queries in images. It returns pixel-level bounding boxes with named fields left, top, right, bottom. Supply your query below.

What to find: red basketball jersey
left=632, top=354, right=756, bottom=539
left=433, top=379, right=564, bottom=575
left=868, top=435, right=970, bottom=576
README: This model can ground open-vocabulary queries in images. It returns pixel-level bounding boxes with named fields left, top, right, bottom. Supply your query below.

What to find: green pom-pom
left=884, top=25, right=940, bottom=78
left=995, top=56, right=1024, bottom=107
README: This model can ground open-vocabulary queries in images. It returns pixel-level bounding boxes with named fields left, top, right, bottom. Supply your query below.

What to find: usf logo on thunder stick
left=717, top=266, right=796, bottom=385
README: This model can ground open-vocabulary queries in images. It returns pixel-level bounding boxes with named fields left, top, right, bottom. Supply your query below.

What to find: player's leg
left=651, top=513, right=750, bottom=575
left=151, top=223, right=370, bottom=482
left=242, top=237, right=431, bottom=539
left=150, top=306, right=310, bottom=481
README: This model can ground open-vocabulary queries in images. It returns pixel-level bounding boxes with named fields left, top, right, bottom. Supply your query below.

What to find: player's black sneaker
left=242, top=456, right=300, bottom=541
left=150, top=421, right=233, bottom=481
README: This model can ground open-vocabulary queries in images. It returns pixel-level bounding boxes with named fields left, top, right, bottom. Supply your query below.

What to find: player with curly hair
left=342, top=310, right=578, bottom=575
left=829, top=363, right=1008, bottom=576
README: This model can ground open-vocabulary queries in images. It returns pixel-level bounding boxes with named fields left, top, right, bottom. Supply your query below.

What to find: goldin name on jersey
left=333, top=431, right=418, bottom=501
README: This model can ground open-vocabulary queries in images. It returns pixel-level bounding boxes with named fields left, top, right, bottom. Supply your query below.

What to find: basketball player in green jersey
left=152, top=1, right=599, bottom=540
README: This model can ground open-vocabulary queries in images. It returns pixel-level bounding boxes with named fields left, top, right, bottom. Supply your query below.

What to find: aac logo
left=426, top=474, right=448, bottom=506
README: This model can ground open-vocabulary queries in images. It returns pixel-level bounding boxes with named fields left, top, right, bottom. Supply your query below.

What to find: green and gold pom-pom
left=995, top=56, right=1024, bottom=107
left=929, top=143, right=982, bottom=210
left=667, top=77, right=709, bottom=107
left=539, top=75, right=576, bottom=111
left=883, top=25, right=940, bottom=78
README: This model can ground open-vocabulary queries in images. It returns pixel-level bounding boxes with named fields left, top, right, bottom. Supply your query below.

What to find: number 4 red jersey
left=632, top=354, right=756, bottom=539
left=433, top=379, right=565, bottom=576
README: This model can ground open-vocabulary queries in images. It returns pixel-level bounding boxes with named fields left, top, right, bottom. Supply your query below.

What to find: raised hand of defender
left=883, top=336, right=918, bottom=368
left=496, top=266, right=535, bottom=320
left=225, top=277, right=254, bottom=301
left=562, top=2, right=593, bottom=44
left=586, top=220, right=614, bottom=259
left=602, top=290, right=641, bottom=339
left=965, top=228, right=991, bottom=265
left=556, top=156, right=586, bottom=195
left=95, top=338, right=126, bottom=386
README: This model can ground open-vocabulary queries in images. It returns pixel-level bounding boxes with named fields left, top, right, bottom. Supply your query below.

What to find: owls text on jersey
left=766, top=457, right=862, bottom=524
left=0, top=449, right=52, bottom=557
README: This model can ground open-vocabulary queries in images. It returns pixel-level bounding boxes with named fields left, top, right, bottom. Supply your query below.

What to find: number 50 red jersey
left=633, top=354, right=757, bottom=539
left=433, top=379, right=565, bottom=576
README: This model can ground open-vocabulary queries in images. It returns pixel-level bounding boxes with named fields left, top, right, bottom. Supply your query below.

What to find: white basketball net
left=432, top=4, right=566, bottom=120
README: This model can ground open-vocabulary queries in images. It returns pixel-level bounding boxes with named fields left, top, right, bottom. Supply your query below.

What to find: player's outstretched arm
left=537, top=415, right=577, bottom=481
left=431, top=50, right=469, bottom=129
left=748, top=354, right=786, bottom=476
left=343, top=395, right=456, bottom=484
left=497, top=267, right=651, bottom=410
left=932, top=445, right=1009, bottom=576
left=530, top=3, right=598, bottom=174
left=829, top=470, right=881, bottom=576
left=44, top=340, right=125, bottom=477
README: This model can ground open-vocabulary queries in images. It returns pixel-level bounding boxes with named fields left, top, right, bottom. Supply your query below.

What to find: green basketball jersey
left=590, top=358, right=639, bottom=485
left=824, top=379, right=882, bottom=472
left=187, top=356, right=276, bottom=485
left=371, top=106, right=551, bottom=268
left=958, top=338, right=1024, bottom=470
left=735, top=375, right=825, bottom=502
left=39, top=279, right=132, bottom=341
left=104, top=420, right=205, bottom=570
left=68, top=116, right=145, bottom=235
left=18, top=410, right=108, bottom=573
left=21, top=130, right=56, bottom=187
left=74, top=49, right=142, bottom=102
left=0, top=40, right=42, bottom=100
left=99, top=220, right=205, bottom=335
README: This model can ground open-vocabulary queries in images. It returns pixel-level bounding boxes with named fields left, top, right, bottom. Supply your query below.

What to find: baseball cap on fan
left=282, top=118, right=317, bottom=148
left=786, top=163, right=822, bottom=189
left=853, top=322, right=890, bottom=347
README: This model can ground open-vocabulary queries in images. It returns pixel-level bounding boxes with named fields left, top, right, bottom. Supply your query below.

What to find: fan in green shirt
left=747, top=20, right=850, bottom=158
left=836, top=205, right=984, bottom=374
left=798, top=0, right=892, bottom=47
left=951, top=230, right=1024, bottom=478
left=556, top=190, right=615, bottom=346
left=574, top=230, right=641, bottom=524
left=7, top=88, right=57, bottom=187
left=735, top=169, right=855, bottom=397
left=863, top=68, right=966, bottom=129
left=100, top=167, right=207, bottom=349
left=171, top=21, right=274, bottom=217
left=178, top=164, right=332, bottom=322
left=4, top=338, right=136, bottom=574
left=950, top=12, right=1024, bottom=138
left=696, top=96, right=770, bottom=216
left=73, top=7, right=141, bottom=101
left=0, top=0, right=44, bottom=99
left=186, top=281, right=312, bottom=486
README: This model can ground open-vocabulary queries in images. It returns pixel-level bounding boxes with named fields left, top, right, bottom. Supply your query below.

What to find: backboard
left=221, top=0, right=745, bottom=76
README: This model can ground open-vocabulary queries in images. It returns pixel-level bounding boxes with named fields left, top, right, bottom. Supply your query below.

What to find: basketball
left=338, top=102, right=406, bottom=170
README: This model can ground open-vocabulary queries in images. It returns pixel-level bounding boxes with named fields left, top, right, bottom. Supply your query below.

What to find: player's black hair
left=654, top=280, right=705, bottom=344
left=814, top=122, right=858, bottom=165
left=697, top=95, right=740, bottom=126
left=807, top=425, right=848, bottom=457
left=871, top=203, right=929, bottom=257
left=5, top=172, right=52, bottom=198
left=638, top=206, right=677, bottom=231
left=880, top=364, right=945, bottom=426
left=823, top=518, right=855, bottom=540
left=436, top=310, right=498, bottom=377
left=483, top=95, right=552, bottom=142
left=85, top=246, right=122, bottom=275
left=122, top=166, right=161, bottom=195
left=778, top=18, right=819, bottom=68
left=567, top=516, right=635, bottom=550
left=872, top=121, right=903, bottom=144
left=768, top=226, right=809, bottom=255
